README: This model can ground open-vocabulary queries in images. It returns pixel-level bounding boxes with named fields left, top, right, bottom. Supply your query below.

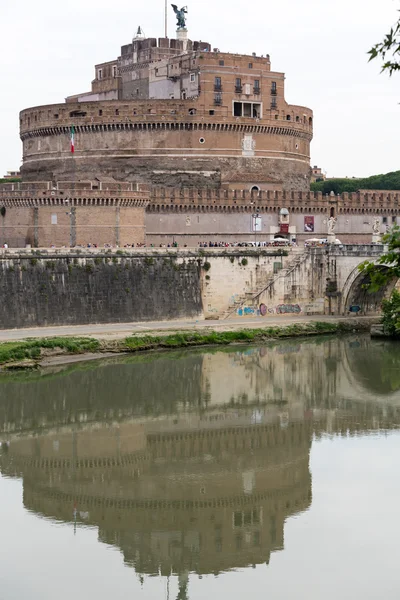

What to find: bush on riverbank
left=381, top=290, right=400, bottom=338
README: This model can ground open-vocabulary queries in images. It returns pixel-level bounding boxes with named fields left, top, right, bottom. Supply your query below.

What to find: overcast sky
left=1, top=0, right=399, bottom=178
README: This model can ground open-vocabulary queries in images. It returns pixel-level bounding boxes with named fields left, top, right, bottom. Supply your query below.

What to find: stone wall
left=19, top=100, right=312, bottom=190
left=0, top=254, right=202, bottom=329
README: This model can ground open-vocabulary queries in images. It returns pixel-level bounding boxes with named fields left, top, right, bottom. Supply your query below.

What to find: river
left=1, top=335, right=400, bottom=599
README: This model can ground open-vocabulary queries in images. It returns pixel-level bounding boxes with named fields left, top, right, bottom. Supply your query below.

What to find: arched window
left=251, top=185, right=260, bottom=192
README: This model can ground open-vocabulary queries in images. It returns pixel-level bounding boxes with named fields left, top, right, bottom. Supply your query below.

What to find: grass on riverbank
left=0, top=337, right=100, bottom=364
left=124, top=321, right=339, bottom=351
left=0, top=320, right=368, bottom=368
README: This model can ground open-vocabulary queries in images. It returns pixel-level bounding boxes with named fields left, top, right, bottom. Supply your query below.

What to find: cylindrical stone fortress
left=19, top=38, right=313, bottom=190
left=20, top=100, right=313, bottom=189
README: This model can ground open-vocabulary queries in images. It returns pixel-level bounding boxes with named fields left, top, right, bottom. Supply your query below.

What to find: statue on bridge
left=372, top=218, right=382, bottom=244
left=171, top=4, right=188, bottom=29
left=372, top=219, right=381, bottom=235
left=327, top=216, right=337, bottom=235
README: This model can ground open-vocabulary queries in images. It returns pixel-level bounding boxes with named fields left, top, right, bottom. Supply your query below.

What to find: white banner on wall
left=252, top=216, right=262, bottom=232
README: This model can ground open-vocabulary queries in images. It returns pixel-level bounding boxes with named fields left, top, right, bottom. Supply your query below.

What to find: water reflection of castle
left=1, top=337, right=400, bottom=579
left=2, top=412, right=312, bottom=575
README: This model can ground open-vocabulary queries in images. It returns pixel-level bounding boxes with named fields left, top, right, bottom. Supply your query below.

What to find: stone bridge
left=208, top=243, right=396, bottom=319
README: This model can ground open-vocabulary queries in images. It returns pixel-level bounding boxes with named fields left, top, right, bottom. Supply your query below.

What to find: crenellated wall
left=0, top=181, right=149, bottom=247
left=1, top=183, right=399, bottom=247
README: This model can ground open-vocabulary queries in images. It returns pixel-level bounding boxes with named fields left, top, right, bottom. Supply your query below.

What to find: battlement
left=148, top=187, right=400, bottom=213
left=1, top=184, right=399, bottom=213
left=0, top=181, right=150, bottom=207
left=120, top=37, right=211, bottom=57
left=20, top=100, right=313, bottom=141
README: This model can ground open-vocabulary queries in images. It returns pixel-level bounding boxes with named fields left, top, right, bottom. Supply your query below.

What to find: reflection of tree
left=346, top=340, right=400, bottom=394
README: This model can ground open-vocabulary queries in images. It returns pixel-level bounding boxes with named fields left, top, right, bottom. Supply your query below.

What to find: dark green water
left=1, top=335, right=400, bottom=600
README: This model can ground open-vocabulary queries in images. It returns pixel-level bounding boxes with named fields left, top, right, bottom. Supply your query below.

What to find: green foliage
left=359, top=226, right=400, bottom=292
left=0, top=337, right=100, bottom=365
left=368, top=17, right=400, bottom=76
left=381, top=290, right=400, bottom=337
left=202, top=261, right=211, bottom=271
left=241, top=258, right=248, bottom=266
left=311, top=170, right=400, bottom=194
left=359, top=226, right=400, bottom=337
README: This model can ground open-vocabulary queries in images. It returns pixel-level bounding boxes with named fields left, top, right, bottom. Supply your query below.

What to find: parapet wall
left=20, top=100, right=313, bottom=139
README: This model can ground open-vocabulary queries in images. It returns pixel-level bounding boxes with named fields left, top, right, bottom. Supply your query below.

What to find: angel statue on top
left=171, top=4, right=188, bottom=29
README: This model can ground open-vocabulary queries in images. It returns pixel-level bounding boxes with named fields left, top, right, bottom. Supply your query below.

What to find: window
left=248, top=62, right=253, bottom=69
left=233, top=509, right=262, bottom=528
left=98, top=109, right=102, bottom=116
left=115, top=109, right=119, bottom=116
left=271, top=81, right=277, bottom=95
left=190, top=72, right=196, bottom=83
left=392, top=216, right=397, bottom=223
left=188, top=108, right=196, bottom=115
left=97, top=68, right=103, bottom=80
left=382, top=216, right=388, bottom=224
left=112, top=65, right=117, bottom=78
left=219, top=59, right=225, bottom=66
left=209, top=109, right=215, bottom=115
left=254, top=79, right=260, bottom=94
left=286, top=114, right=291, bottom=120
left=233, top=101, right=262, bottom=118
left=214, top=93, right=222, bottom=105
left=214, top=76, right=222, bottom=91
left=51, top=214, right=57, bottom=225
left=235, top=78, right=242, bottom=92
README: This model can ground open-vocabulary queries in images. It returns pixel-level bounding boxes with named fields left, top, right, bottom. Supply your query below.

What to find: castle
left=0, top=17, right=397, bottom=248
left=20, top=26, right=313, bottom=191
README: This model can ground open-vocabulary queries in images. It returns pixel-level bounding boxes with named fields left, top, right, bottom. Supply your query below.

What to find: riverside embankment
left=0, top=316, right=378, bottom=369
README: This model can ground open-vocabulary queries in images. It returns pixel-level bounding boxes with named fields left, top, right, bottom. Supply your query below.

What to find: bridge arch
left=341, top=263, right=398, bottom=315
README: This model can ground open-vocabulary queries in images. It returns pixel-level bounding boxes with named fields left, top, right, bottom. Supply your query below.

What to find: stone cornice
left=20, top=120, right=312, bottom=142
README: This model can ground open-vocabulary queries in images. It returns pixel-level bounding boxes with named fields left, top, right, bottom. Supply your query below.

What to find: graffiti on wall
left=276, top=304, right=301, bottom=314
left=236, top=303, right=302, bottom=316
left=237, top=307, right=259, bottom=316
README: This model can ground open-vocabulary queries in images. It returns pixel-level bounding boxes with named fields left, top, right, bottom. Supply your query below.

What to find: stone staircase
left=221, top=250, right=308, bottom=320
